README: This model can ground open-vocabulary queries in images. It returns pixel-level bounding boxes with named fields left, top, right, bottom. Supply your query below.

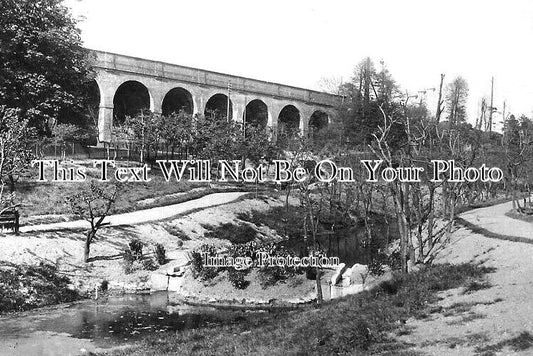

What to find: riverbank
left=101, top=198, right=533, bottom=355
left=0, top=262, right=82, bottom=315
left=99, top=262, right=491, bottom=356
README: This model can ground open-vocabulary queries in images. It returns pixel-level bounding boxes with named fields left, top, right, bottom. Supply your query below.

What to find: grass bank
left=505, top=209, right=533, bottom=224
left=101, top=262, right=491, bottom=356
left=0, top=262, right=82, bottom=314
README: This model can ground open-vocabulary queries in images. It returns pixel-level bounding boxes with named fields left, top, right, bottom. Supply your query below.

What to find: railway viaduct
left=89, top=50, right=340, bottom=143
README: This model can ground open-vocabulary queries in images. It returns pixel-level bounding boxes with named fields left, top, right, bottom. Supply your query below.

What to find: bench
left=0, top=209, right=19, bottom=234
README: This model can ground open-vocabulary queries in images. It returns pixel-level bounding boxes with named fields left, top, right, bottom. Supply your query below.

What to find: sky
left=66, top=0, right=533, bottom=130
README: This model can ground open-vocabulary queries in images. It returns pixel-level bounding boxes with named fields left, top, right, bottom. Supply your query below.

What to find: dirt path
left=19, top=192, right=249, bottom=233
left=459, top=200, right=533, bottom=241
left=400, top=201, right=533, bottom=355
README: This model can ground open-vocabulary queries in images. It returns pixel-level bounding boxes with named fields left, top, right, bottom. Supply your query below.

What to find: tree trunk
left=84, top=230, right=96, bottom=263
left=8, top=174, right=15, bottom=194
left=315, top=268, right=323, bottom=305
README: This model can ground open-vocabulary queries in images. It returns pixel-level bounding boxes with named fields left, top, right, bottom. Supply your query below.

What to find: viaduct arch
left=90, top=50, right=339, bottom=143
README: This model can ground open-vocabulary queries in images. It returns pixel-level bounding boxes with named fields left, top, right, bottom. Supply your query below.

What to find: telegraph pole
left=435, top=74, right=445, bottom=123
left=488, top=76, right=494, bottom=132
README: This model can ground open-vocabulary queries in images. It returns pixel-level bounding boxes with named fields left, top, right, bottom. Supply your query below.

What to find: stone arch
left=205, top=93, right=233, bottom=120
left=244, top=99, right=268, bottom=128
left=113, top=80, right=152, bottom=124
left=309, top=110, right=329, bottom=136
left=278, top=104, right=301, bottom=134
left=162, top=87, right=194, bottom=116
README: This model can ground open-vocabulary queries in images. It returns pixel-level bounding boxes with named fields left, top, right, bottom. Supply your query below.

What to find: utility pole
left=502, top=100, right=506, bottom=125
left=435, top=74, right=445, bottom=123
left=488, top=76, right=494, bottom=132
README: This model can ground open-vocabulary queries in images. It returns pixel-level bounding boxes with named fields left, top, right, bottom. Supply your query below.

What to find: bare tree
left=66, top=181, right=121, bottom=262
left=368, top=106, right=464, bottom=271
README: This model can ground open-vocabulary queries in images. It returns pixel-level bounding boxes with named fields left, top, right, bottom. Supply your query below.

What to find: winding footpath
left=459, top=200, right=533, bottom=241
left=401, top=199, right=533, bottom=355
left=20, top=191, right=249, bottom=233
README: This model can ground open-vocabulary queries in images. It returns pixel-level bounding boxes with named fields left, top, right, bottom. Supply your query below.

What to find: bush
left=368, top=252, right=388, bottom=276
left=203, top=223, right=257, bottom=244
left=190, top=244, right=221, bottom=282
left=258, top=267, right=290, bottom=288
left=228, top=268, right=249, bottom=289
left=129, top=239, right=144, bottom=259
left=154, top=243, right=166, bottom=265
left=0, top=262, right=80, bottom=314
left=305, top=266, right=317, bottom=280
left=162, top=224, right=190, bottom=240
left=124, top=246, right=159, bottom=273
left=237, top=207, right=306, bottom=240
left=99, top=280, right=109, bottom=292
left=123, top=249, right=135, bottom=274
left=387, top=250, right=402, bottom=271
left=142, top=257, right=158, bottom=271
left=190, top=250, right=203, bottom=278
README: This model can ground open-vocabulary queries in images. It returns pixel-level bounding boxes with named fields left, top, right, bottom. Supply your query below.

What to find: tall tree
left=341, top=58, right=403, bottom=145
left=0, top=106, right=36, bottom=212
left=445, top=76, right=469, bottom=126
left=503, top=114, right=532, bottom=211
left=0, top=0, right=92, bottom=133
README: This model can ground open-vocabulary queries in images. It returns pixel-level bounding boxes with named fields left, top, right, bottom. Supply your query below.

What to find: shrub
left=228, top=268, right=249, bottom=289
left=237, top=207, right=306, bottom=240
left=368, top=252, right=388, bottom=276
left=258, top=267, right=290, bottom=288
left=190, top=250, right=203, bottom=278
left=305, top=266, right=317, bottom=280
left=203, top=223, right=257, bottom=244
left=142, top=257, right=158, bottom=271
left=99, top=280, right=109, bottom=292
left=154, top=243, right=166, bottom=265
left=190, top=244, right=221, bottom=282
left=0, top=262, right=80, bottom=314
left=129, top=239, right=144, bottom=259
left=387, top=250, right=402, bottom=271
left=123, top=249, right=135, bottom=274
left=162, top=224, right=190, bottom=240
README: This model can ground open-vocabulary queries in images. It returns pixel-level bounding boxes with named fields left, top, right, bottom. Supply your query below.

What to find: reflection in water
left=0, top=292, right=253, bottom=350
left=283, top=214, right=398, bottom=266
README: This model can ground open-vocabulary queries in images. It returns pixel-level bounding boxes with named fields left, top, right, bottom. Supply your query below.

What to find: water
left=0, top=292, right=266, bottom=356
left=283, top=213, right=399, bottom=267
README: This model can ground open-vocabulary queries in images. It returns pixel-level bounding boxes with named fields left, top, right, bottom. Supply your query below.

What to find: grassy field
left=101, top=263, right=492, bottom=356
